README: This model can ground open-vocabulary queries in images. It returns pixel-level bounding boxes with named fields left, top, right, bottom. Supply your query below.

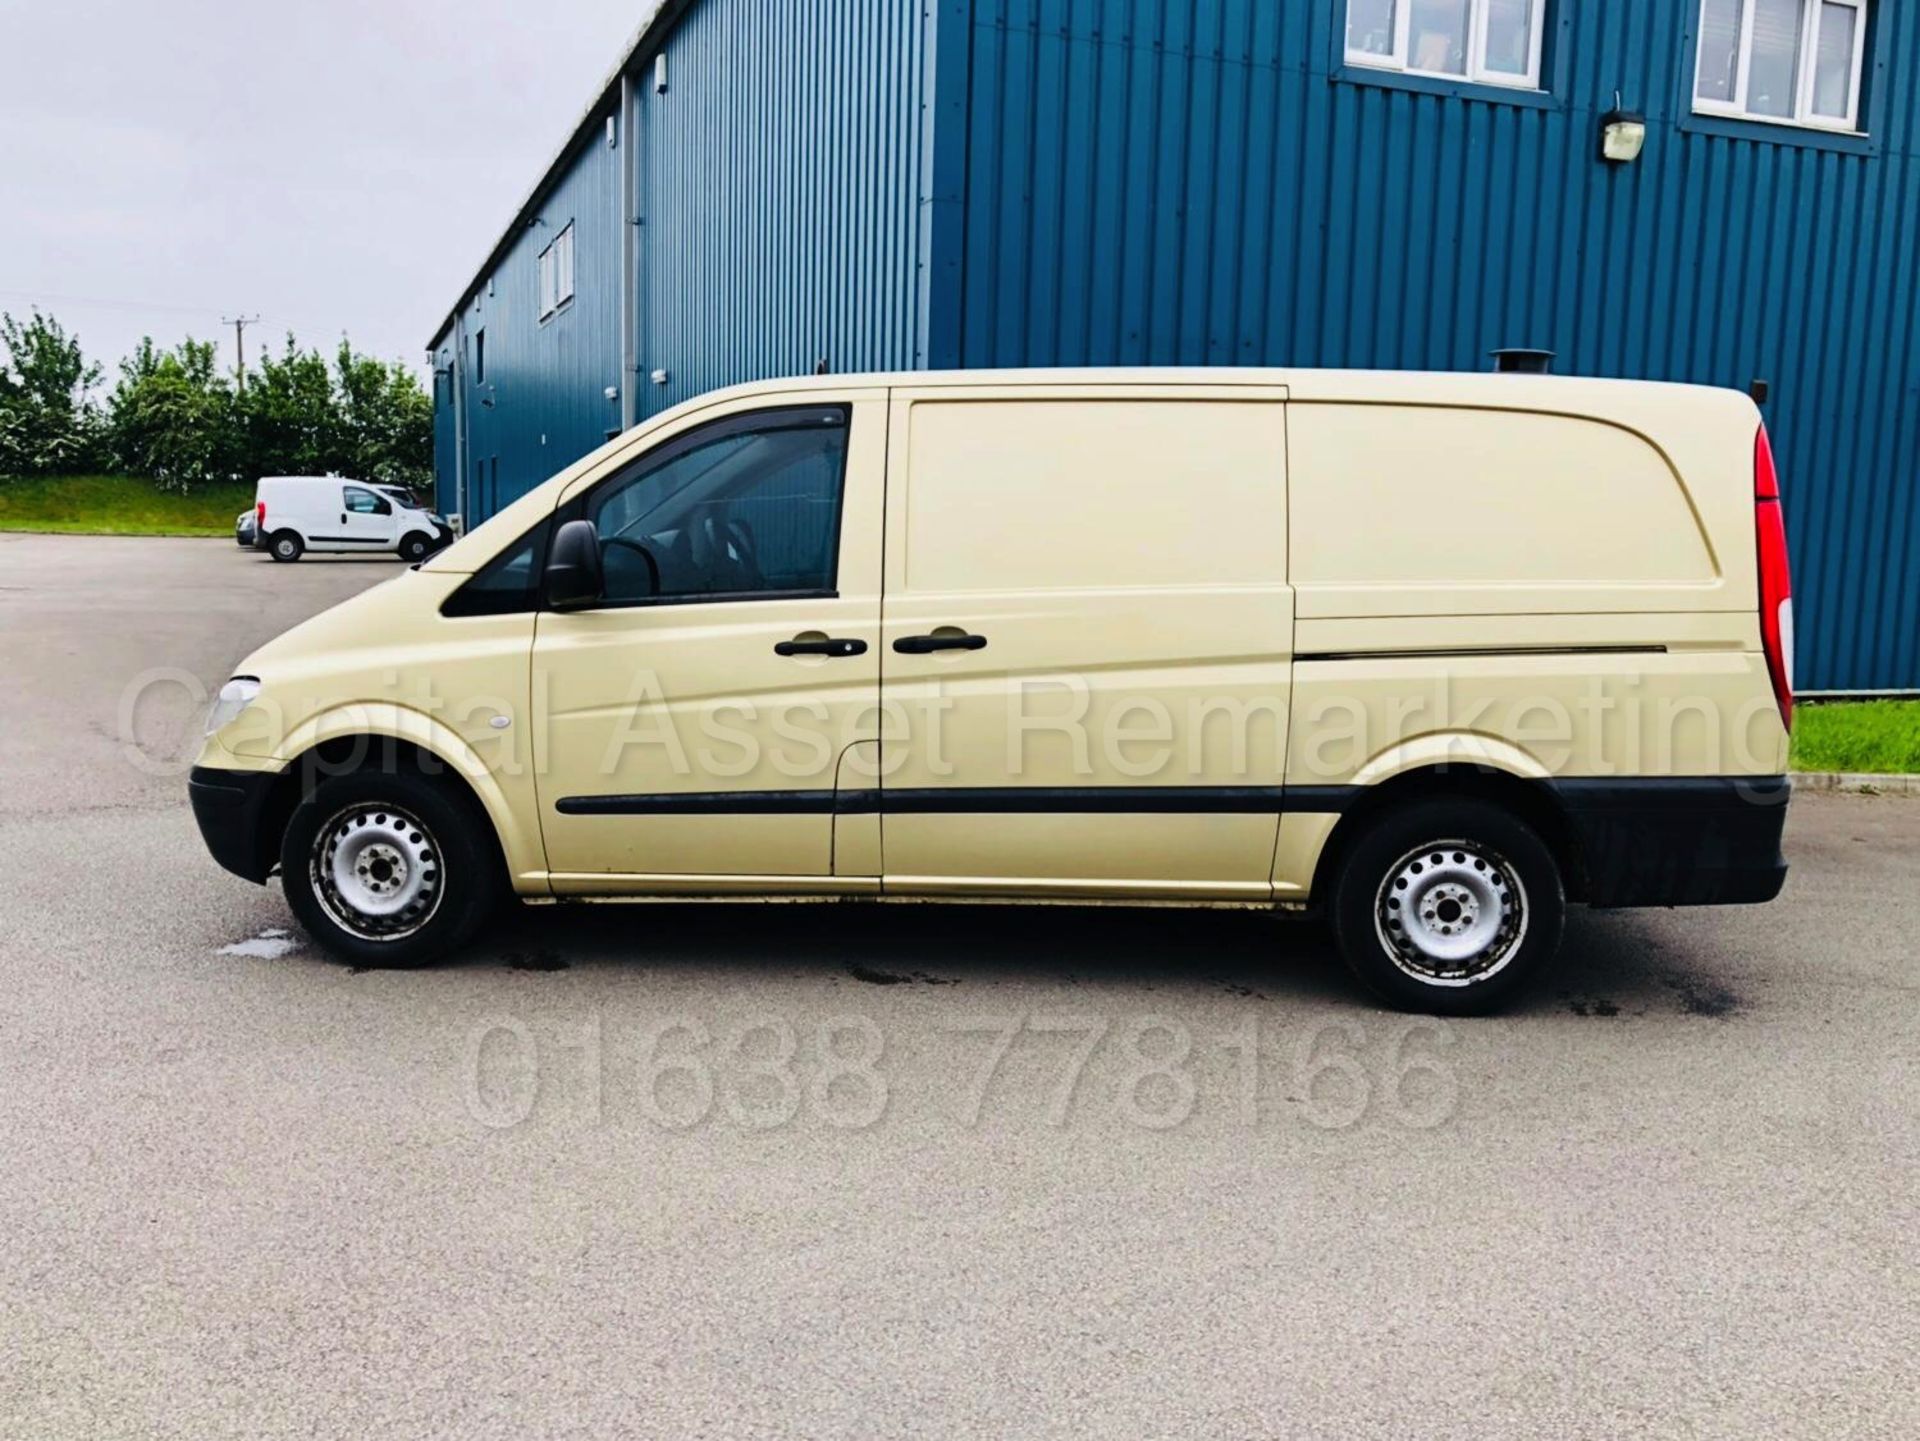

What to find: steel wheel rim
left=1374, top=838, right=1529, bottom=987
left=310, top=802, right=444, bottom=942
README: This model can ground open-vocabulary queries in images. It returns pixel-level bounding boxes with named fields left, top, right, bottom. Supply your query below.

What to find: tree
left=241, top=335, right=341, bottom=479
left=0, top=311, right=106, bottom=476
left=108, top=338, right=242, bottom=492
left=332, top=340, right=434, bottom=490
left=0, top=311, right=434, bottom=496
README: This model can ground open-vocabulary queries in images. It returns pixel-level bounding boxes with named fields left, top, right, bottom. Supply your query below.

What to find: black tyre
left=268, top=531, right=304, bottom=563
left=279, top=767, right=499, bottom=968
left=1329, top=797, right=1565, bottom=1016
left=398, top=531, right=431, bottom=563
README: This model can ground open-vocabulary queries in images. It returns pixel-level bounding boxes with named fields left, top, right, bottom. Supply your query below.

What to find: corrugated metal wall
left=435, top=134, right=626, bottom=520
left=432, top=0, right=934, bottom=528
left=433, top=0, right=1917, bottom=690
left=956, top=0, right=1920, bottom=692
left=636, top=0, right=932, bottom=413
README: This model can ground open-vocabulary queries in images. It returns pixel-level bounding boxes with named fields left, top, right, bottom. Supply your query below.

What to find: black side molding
left=556, top=785, right=1291, bottom=817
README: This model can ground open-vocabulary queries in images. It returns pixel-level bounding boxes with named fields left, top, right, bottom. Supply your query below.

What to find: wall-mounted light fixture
left=654, top=53, right=668, bottom=94
left=1600, top=100, right=1646, bottom=164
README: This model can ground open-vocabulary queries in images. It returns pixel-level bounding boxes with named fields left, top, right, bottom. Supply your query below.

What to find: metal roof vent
left=1491, top=347, right=1555, bottom=374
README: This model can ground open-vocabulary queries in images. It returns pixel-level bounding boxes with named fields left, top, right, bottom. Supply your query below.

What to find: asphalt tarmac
left=1, top=533, right=1913, bottom=1438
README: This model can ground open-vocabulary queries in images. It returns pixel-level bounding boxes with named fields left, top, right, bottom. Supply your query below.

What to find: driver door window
left=585, top=406, right=849, bottom=604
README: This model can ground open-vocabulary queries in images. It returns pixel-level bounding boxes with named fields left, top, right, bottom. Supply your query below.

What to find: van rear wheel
left=268, top=531, right=303, bottom=563
left=1329, top=797, right=1564, bottom=1016
left=280, top=768, right=497, bottom=968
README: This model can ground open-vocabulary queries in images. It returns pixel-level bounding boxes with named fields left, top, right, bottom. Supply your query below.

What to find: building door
left=876, top=384, right=1294, bottom=900
left=531, top=390, right=887, bottom=889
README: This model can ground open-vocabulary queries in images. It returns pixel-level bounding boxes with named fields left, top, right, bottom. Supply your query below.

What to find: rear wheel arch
left=1307, top=765, right=1587, bottom=907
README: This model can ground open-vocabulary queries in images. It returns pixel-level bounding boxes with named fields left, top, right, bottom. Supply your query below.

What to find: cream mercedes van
left=189, top=369, right=1794, bottom=1013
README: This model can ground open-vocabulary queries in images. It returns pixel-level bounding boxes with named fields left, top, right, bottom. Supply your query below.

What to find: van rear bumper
left=188, top=764, right=284, bottom=884
left=1552, top=776, right=1789, bottom=908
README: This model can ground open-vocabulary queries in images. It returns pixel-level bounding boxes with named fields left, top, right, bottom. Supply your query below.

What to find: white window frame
left=1693, top=0, right=1868, bottom=132
left=537, top=222, right=576, bottom=321
left=1344, top=0, right=1548, bottom=91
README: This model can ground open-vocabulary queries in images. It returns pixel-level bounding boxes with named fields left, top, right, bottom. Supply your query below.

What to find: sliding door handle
left=892, top=631, right=988, bottom=655
left=775, top=635, right=868, bottom=658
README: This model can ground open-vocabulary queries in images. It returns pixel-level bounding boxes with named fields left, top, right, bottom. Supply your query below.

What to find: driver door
left=531, top=390, right=885, bottom=891
left=339, top=484, right=396, bottom=548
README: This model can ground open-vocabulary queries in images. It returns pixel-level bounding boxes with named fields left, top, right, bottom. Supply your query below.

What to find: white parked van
left=252, top=476, right=450, bottom=563
left=195, top=369, right=1794, bottom=1014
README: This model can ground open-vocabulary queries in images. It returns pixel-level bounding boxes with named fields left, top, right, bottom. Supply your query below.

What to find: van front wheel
left=398, top=531, right=431, bottom=563
left=279, top=769, right=497, bottom=968
left=1330, top=798, right=1564, bottom=1016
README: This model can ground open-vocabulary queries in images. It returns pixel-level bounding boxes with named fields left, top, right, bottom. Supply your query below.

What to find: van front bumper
left=1553, top=776, right=1789, bottom=908
left=188, top=764, right=284, bottom=884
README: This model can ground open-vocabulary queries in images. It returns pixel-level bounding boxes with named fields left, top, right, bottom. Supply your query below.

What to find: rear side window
left=898, top=399, right=1287, bottom=592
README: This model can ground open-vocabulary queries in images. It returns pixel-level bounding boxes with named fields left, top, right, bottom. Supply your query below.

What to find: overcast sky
left=0, top=0, right=643, bottom=383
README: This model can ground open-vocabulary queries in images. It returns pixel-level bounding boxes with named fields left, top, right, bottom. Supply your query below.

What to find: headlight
left=205, top=677, right=262, bottom=735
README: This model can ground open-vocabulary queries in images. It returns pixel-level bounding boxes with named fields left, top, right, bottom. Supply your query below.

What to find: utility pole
left=221, top=314, right=259, bottom=392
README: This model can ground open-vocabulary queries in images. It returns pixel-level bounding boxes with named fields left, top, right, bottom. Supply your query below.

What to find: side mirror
left=544, top=519, right=605, bottom=610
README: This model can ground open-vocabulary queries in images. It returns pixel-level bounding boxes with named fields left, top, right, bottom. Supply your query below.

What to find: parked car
left=250, top=475, right=451, bottom=563
left=190, top=368, right=1794, bottom=1013
left=235, top=509, right=256, bottom=548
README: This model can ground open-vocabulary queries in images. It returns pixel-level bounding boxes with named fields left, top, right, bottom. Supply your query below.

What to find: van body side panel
left=878, top=386, right=1291, bottom=897
left=192, top=567, right=547, bottom=889
left=1278, top=382, right=1789, bottom=906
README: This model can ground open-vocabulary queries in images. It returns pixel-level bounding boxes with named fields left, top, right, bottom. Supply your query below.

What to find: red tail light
left=256, top=500, right=266, bottom=528
left=1754, top=425, right=1793, bottom=730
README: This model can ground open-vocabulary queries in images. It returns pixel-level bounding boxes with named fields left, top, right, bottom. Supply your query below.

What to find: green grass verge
left=0, top=474, right=257, bottom=536
left=1792, top=699, right=1920, bottom=775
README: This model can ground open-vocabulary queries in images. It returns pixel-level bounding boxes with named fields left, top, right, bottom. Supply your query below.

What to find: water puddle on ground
left=217, top=927, right=301, bottom=960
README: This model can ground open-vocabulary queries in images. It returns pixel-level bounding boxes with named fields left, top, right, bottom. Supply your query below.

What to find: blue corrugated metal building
left=430, top=0, right=1919, bottom=693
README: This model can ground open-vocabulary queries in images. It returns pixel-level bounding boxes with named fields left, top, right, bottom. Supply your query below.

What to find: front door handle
left=892, top=631, right=988, bottom=655
left=775, top=635, right=868, bottom=658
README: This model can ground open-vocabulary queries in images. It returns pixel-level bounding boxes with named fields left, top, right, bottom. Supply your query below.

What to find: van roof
left=653, top=365, right=1749, bottom=405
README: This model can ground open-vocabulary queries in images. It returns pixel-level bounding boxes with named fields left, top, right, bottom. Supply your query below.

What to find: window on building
left=1695, top=0, right=1867, bottom=129
left=584, top=406, right=850, bottom=604
left=1345, top=0, right=1546, bottom=88
left=473, top=329, right=485, bottom=385
left=538, top=222, right=576, bottom=320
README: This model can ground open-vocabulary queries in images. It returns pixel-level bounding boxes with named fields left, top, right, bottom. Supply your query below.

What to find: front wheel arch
left=254, top=738, right=510, bottom=893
